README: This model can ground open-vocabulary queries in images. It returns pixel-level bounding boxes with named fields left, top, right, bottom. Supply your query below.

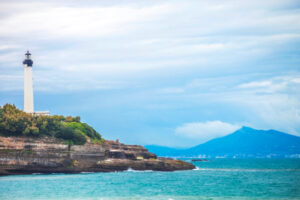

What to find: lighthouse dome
left=23, top=50, right=33, bottom=66
left=23, top=59, right=33, bottom=66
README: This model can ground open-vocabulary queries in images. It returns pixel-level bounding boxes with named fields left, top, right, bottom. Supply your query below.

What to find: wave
left=126, top=168, right=154, bottom=172
left=193, top=167, right=200, bottom=171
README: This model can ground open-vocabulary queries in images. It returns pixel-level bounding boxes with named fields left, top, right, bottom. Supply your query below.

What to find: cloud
left=238, top=81, right=273, bottom=89
left=166, top=73, right=300, bottom=139
left=0, top=0, right=300, bottom=94
left=216, top=74, right=300, bottom=135
left=0, top=44, right=20, bottom=51
left=0, top=74, right=23, bottom=91
left=250, top=95, right=300, bottom=136
left=236, top=75, right=300, bottom=94
left=0, top=0, right=300, bottom=147
left=237, top=80, right=286, bottom=93
left=0, top=2, right=174, bottom=39
left=175, top=121, right=241, bottom=143
left=224, top=91, right=300, bottom=136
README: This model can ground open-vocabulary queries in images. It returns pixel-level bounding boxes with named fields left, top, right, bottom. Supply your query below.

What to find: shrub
left=55, top=126, right=87, bottom=145
left=0, top=104, right=103, bottom=145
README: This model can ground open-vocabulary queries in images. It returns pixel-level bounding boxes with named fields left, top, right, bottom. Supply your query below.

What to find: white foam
left=126, top=168, right=153, bottom=172
left=193, top=167, right=200, bottom=171
left=127, top=167, right=134, bottom=172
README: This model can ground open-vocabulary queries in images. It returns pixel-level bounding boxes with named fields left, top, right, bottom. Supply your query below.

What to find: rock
left=0, top=136, right=195, bottom=175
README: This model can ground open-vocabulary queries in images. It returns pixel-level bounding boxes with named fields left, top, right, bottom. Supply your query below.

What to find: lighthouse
left=22, top=51, right=49, bottom=115
left=23, top=51, right=34, bottom=113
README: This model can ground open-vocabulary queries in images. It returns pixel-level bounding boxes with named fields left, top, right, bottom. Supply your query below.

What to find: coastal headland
left=0, top=136, right=194, bottom=176
left=0, top=104, right=195, bottom=175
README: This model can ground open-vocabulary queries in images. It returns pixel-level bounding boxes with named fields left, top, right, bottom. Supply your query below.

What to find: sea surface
left=0, top=159, right=299, bottom=200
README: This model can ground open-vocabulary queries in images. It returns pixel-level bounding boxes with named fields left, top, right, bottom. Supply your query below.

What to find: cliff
left=0, top=136, right=195, bottom=175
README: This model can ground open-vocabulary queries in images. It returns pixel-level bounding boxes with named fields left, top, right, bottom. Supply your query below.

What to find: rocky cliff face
left=0, top=136, right=194, bottom=175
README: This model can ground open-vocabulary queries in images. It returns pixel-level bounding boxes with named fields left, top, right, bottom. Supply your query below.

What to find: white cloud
left=213, top=74, right=300, bottom=135
left=175, top=121, right=241, bottom=143
left=237, top=80, right=286, bottom=93
left=0, top=74, right=23, bottom=91
left=0, top=44, right=21, bottom=51
left=238, top=81, right=273, bottom=88
left=0, top=0, right=299, bottom=94
left=236, top=75, right=300, bottom=94
left=0, top=0, right=300, bottom=147
left=226, top=93, right=300, bottom=136
left=165, top=73, right=300, bottom=138
left=0, top=2, right=174, bottom=39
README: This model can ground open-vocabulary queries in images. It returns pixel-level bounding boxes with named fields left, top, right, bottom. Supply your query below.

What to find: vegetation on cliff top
left=0, top=104, right=103, bottom=145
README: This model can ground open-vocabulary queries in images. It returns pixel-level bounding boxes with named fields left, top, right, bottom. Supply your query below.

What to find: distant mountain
left=145, top=127, right=300, bottom=158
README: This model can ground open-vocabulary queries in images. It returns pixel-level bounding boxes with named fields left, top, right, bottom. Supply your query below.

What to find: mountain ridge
left=145, top=127, right=300, bottom=158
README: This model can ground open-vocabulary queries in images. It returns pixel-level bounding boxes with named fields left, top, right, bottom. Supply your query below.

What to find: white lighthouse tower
left=23, top=51, right=49, bottom=115
left=23, top=51, right=34, bottom=113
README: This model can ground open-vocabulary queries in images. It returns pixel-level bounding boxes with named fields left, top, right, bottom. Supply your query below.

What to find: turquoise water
left=0, top=159, right=300, bottom=200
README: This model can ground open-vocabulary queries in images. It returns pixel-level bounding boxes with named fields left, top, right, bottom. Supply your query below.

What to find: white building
left=23, top=51, right=50, bottom=116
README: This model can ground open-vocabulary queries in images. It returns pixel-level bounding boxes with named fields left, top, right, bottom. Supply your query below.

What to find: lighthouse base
left=33, top=111, right=50, bottom=116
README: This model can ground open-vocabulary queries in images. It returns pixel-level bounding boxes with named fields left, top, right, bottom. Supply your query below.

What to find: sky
left=0, top=0, right=300, bottom=147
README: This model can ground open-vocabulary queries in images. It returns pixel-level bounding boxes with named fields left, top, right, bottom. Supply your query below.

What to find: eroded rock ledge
left=0, top=136, right=195, bottom=175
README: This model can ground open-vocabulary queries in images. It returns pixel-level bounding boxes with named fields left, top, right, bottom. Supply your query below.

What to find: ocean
left=0, top=159, right=299, bottom=200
